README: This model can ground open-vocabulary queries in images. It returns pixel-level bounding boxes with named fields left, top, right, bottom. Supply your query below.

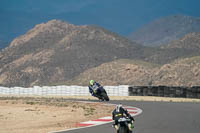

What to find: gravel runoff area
left=0, top=97, right=115, bottom=133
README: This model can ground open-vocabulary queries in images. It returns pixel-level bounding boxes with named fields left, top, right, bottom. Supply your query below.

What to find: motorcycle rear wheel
left=101, top=92, right=109, bottom=101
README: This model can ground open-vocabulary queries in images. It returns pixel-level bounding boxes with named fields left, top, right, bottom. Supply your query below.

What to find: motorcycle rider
left=88, top=80, right=102, bottom=99
left=112, top=104, right=135, bottom=133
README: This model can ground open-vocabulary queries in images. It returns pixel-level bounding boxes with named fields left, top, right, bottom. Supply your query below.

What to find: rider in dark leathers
left=112, top=104, right=135, bottom=133
left=88, top=80, right=102, bottom=99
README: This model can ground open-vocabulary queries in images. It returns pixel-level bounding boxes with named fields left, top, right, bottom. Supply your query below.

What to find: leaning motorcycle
left=93, top=86, right=109, bottom=101
left=115, top=117, right=134, bottom=133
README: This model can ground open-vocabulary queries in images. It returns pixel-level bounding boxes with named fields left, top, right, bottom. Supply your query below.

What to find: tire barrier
left=1, top=85, right=199, bottom=98
left=128, top=86, right=200, bottom=99
left=0, top=85, right=129, bottom=96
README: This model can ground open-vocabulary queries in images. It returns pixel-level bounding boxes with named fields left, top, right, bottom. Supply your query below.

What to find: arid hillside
left=1, top=20, right=200, bottom=87
left=151, top=56, right=200, bottom=86
left=145, top=32, right=200, bottom=64
left=163, top=32, right=200, bottom=50
left=66, top=59, right=159, bottom=86
left=67, top=57, right=200, bottom=86
left=0, top=20, right=143, bottom=87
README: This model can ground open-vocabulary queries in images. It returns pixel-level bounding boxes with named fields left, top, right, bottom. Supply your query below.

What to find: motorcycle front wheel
left=118, top=126, right=128, bottom=133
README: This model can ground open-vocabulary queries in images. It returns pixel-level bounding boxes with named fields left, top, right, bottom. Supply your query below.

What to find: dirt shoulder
left=31, top=95, right=200, bottom=102
left=0, top=97, right=114, bottom=133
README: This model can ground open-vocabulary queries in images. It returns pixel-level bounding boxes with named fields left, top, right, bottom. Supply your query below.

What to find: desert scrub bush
left=25, top=101, right=36, bottom=105
left=84, top=107, right=96, bottom=116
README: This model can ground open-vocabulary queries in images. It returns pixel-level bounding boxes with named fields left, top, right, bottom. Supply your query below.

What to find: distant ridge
left=129, top=15, right=200, bottom=46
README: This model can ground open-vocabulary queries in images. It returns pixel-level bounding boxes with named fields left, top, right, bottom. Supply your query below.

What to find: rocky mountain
left=67, top=56, right=200, bottom=87
left=65, top=59, right=159, bottom=86
left=143, top=47, right=200, bottom=65
left=66, top=31, right=200, bottom=86
left=129, top=15, right=200, bottom=46
left=1, top=19, right=200, bottom=87
left=145, top=32, right=200, bottom=64
left=151, top=56, right=200, bottom=86
left=162, top=32, right=200, bottom=50
left=0, top=20, right=144, bottom=87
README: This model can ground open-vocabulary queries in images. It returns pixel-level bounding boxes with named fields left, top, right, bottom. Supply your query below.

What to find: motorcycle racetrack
left=50, top=100, right=200, bottom=133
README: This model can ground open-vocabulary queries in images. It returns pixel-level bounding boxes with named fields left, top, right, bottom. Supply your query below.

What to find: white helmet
left=116, top=104, right=122, bottom=112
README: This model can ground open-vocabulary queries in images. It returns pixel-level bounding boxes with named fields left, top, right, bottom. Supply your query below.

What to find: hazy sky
left=0, top=0, right=200, bottom=45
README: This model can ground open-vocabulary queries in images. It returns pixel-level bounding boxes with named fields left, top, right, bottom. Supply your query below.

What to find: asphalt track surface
left=55, top=100, right=200, bottom=133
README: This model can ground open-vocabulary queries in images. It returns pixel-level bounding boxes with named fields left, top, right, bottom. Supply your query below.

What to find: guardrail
left=0, top=85, right=129, bottom=96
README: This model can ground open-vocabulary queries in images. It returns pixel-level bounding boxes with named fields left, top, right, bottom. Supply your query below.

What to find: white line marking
left=81, top=121, right=108, bottom=125
left=98, top=116, right=112, bottom=119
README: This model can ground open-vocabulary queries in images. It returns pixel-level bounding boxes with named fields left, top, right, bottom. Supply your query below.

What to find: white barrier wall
left=0, top=85, right=129, bottom=96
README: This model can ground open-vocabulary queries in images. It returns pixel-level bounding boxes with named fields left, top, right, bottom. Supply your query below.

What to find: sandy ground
left=0, top=95, right=199, bottom=133
left=0, top=97, right=114, bottom=133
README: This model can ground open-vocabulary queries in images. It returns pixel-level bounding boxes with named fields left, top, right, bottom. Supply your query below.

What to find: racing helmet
left=89, top=80, right=95, bottom=86
left=116, top=103, right=122, bottom=112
